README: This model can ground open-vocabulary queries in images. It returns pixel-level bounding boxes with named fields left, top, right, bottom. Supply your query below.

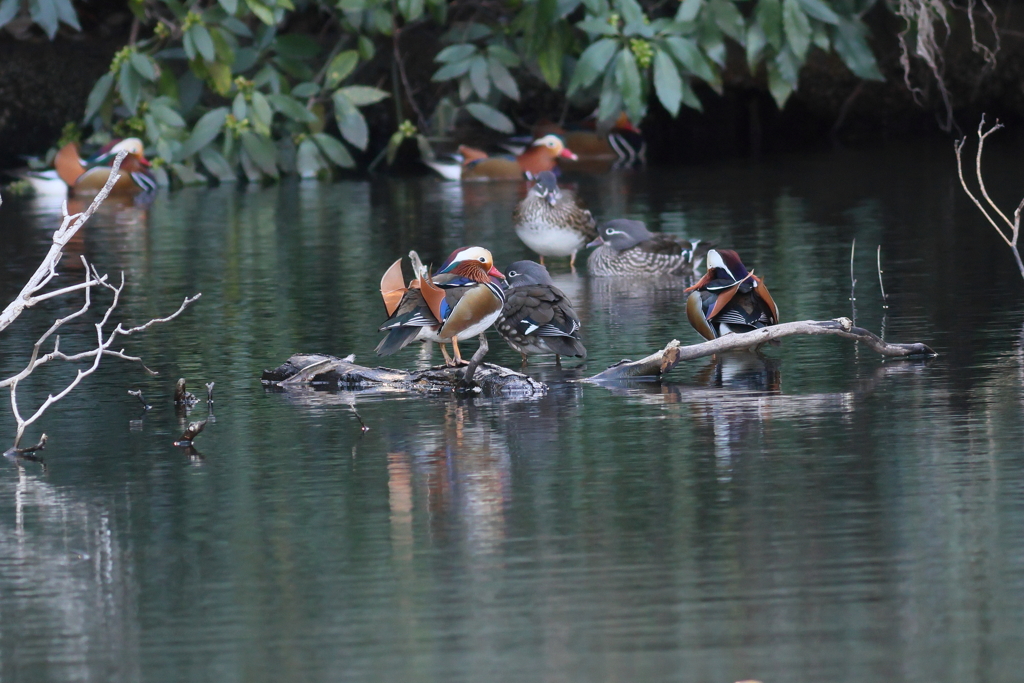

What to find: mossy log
left=261, top=353, right=548, bottom=397
left=584, top=318, right=937, bottom=382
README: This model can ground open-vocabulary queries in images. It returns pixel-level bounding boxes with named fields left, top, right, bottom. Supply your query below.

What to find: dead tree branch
left=584, top=318, right=936, bottom=381
left=955, top=116, right=1024, bottom=281
left=1, top=156, right=202, bottom=452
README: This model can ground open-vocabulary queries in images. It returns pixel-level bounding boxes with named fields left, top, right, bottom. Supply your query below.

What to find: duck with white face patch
left=586, top=219, right=712, bottom=277
left=376, top=247, right=506, bottom=366
left=494, top=260, right=586, bottom=363
left=684, top=248, right=780, bottom=340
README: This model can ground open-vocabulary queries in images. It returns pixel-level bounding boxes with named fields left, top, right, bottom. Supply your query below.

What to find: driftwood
left=584, top=318, right=937, bottom=381
left=262, top=353, right=547, bottom=397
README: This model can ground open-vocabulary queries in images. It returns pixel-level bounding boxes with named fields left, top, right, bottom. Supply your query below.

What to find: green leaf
left=675, top=0, right=702, bottom=22
left=83, top=72, right=114, bottom=121
left=398, top=0, right=423, bottom=21
left=191, top=25, right=216, bottom=62
left=567, top=38, right=618, bottom=95
left=332, top=91, right=369, bottom=149
left=219, top=0, right=238, bottom=14
left=766, top=59, right=794, bottom=108
left=312, top=132, right=355, bottom=168
left=537, top=38, right=563, bottom=89
left=240, top=131, right=279, bottom=177
left=576, top=16, right=618, bottom=36
left=746, top=22, right=767, bottom=71
left=150, top=102, right=186, bottom=127
left=338, top=85, right=390, bottom=106
left=432, top=58, right=473, bottom=81
left=797, top=0, right=839, bottom=25
left=232, top=93, right=247, bottom=121
left=436, top=43, right=476, bottom=63
left=832, top=20, right=883, bottom=80
left=180, top=106, right=228, bottom=158
left=296, top=137, right=326, bottom=178
left=465, top=102, right=514, bottom=133
left=662, top=36, right=716, bottom=84
left=246, top=0, right=275, bottom=24
left=171, top=163, right=207, bottom=186
left=652, top=48, right=682, bottom=116
left=198, top=145, right=238, bottom=181
left=183, top=30, right=196, bottom=60
left=0, top=0, right=21, bottom=29
left=616, top=0, right=644, bottom=26
left=597, top=66, right=622, bottom=122
left=679, top=78, right=702, bottom=111
left=250, top=91, right=273, bottom=131
left=782, top=0, right=812, bottom=60
left=385, top=130, right=404, bottom=165
left=268, top=93, right=317, bottom=122
left=118, top=61, right=142, bottom=114
left=358, top=35, right=375, bottom=60
left=614, top=48, right=643, bottom=123
left=775, top=45, right=799, bottom=85
left=324, top=50, right=358, bottom=89
left=488, top=57, right=519, bottom=100
left=487, top=44, right=520, bottom=67
left=709, top=0, right=745, bottom=43
left=291, top=81, right=319, bottom=98
left=130, top=51, right=158, bottom=81
left=755, top=0, right=783, bottom=51
left=29, top=0, right=58, bottom=38
left=469, top=55, right=490, bottom=99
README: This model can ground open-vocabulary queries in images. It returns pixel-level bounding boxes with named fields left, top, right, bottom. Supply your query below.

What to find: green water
left=1, top=141, right=1023, bottom=682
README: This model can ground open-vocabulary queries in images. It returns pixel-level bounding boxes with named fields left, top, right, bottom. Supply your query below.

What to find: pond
left=1, top=140, right=1023, bottom=682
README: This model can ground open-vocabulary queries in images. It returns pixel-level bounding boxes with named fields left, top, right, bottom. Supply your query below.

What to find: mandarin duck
left=534, top=113, right=645, bottom=168
left=685, top=249, right=780, bottom=340
left=54, top=138, right=157, bottom=196
left=586, top=219, right=712, bottom=277
left=512, top=171, right=596, bottom=269
left=495, top=260, right=586, bottom=363
left=424, top=134, right=578, bottom=181
left=377, top=248, right=506, bottom=365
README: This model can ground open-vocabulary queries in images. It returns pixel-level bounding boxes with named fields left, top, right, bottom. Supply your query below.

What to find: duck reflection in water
left=386, top=404, right=510, bottom=555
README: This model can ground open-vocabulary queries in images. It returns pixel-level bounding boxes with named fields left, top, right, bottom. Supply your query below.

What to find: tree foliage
left=7, top=0, right=891, bottom=182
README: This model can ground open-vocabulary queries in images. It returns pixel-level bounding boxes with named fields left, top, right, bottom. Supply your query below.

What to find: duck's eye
left=508, top=270, right=518, bottom=277
left=479, top=257, right=486, bottom=262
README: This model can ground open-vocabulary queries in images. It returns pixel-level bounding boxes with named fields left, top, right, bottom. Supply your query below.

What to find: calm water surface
left=1, top=142, right=1024, bottom=682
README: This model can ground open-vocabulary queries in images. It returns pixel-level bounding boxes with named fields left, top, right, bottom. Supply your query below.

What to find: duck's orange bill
left=380, top=258, right=407, bottom=317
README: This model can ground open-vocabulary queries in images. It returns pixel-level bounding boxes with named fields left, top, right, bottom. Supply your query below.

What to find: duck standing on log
left=685, top=249, right=780, bottom=340
left=495, top=260, right=587, bottom=363
left=424, top=134, right=578, bottom=181
left=512, top=171, right=596, bottom=269
left=586, top=219, right=711, bottom=277
left=377, top=248, right=506, bottom=365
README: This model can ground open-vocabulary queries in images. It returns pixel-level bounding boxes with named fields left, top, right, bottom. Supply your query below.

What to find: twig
left=392, top=24, right=429, bottom=131
left=954, top=116, right=1024, bottom=281
left=205, top=382, right=215, bottom=402
left=583, top=319, right=937, bottom=381
left=850, top=238, right=858, bottom=325
left=174, top=420, right=207, bottom=446
left=877, top=245, right=889, bottom=308
left=349, top=405, right=370, bottom=433
left=128, top=390, right=152, bottom=410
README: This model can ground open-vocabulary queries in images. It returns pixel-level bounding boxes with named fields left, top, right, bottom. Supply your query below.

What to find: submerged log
left=585, top=318, right=937, bottom=381
left=261, top=353, right=547, bottom=398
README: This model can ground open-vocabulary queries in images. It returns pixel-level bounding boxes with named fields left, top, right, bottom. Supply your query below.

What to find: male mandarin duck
left=495, top=260, right=587, bottom=363
left=685, top=249, right=780, bottom=340
left=532, top=113, right=645, bottom=168
left=54, top=137, right=157, bottom=196
left=586, top=219, right=712, bottom=277
left=377, top=247, right=506, bottom=365
left=512, top=171, right=596, bottom=269
left=424, top=134, right=578, bottom=181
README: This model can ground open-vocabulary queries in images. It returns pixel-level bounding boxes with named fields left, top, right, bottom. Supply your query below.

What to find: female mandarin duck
left=424, top=134, right=578, bottom=181
left=685, top=249, right=780, bottom=340
left=55, top=138, right=157, bottom=196
left=586, top=219, right=712, bottom=277
left=512, top=171, right=596, bottom=269
left=495, top=260, right=586, bottom=363
left=377, top=247, right=506, bottom=365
